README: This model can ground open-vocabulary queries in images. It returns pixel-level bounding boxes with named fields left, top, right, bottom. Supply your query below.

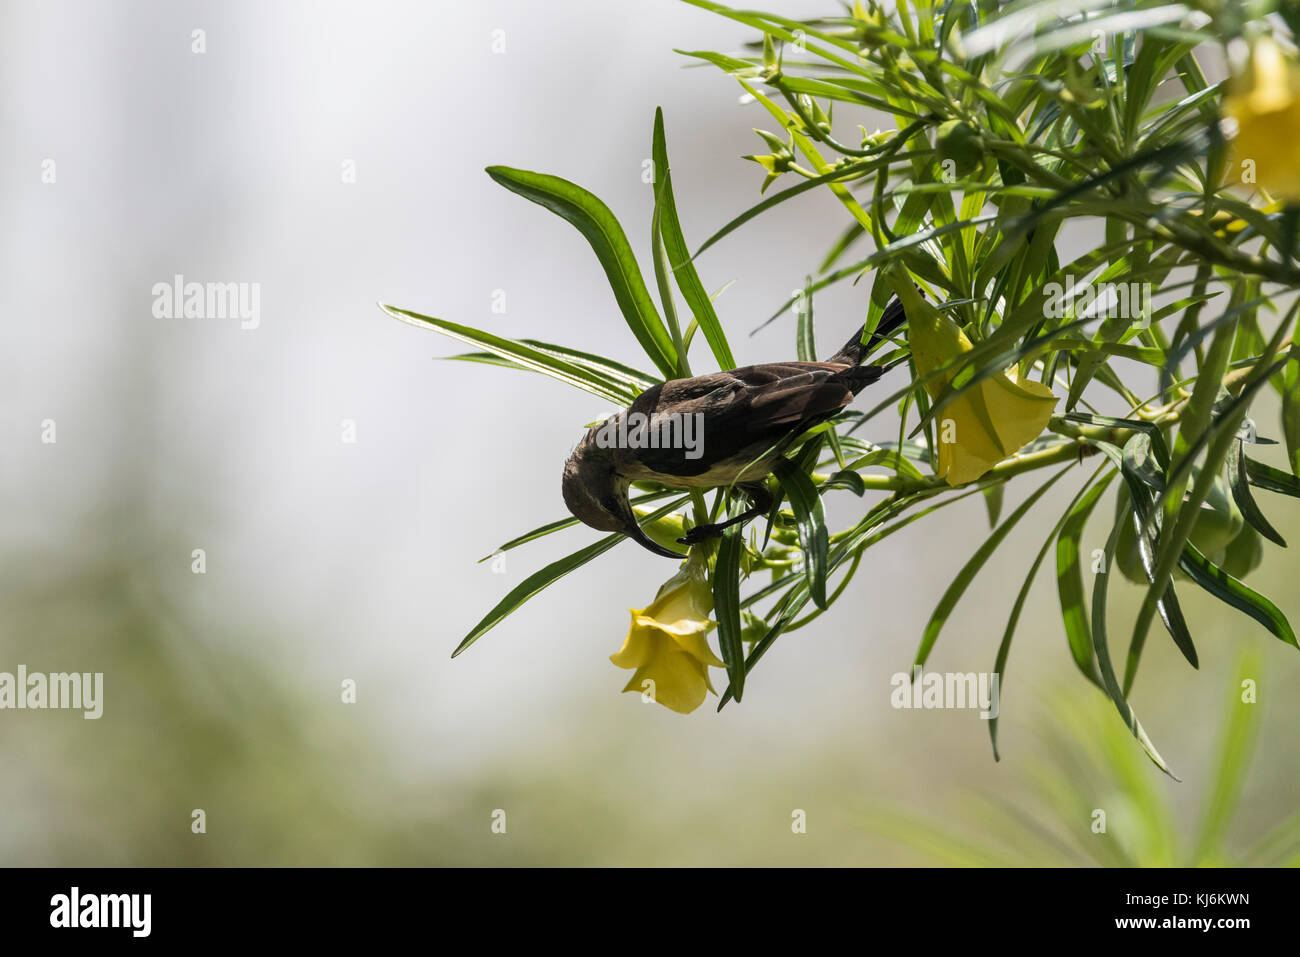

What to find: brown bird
left=561, top=296, right=910, bottom=557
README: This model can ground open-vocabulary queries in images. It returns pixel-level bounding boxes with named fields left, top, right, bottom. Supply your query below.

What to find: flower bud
left=935, top=119, right=984, bottom=177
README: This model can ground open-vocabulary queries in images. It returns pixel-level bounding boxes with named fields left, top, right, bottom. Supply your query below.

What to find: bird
left=561, top=296, right=910, bottom=558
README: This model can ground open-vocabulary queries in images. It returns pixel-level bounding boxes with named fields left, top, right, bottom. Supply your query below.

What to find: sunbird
left=561, top=297, right=910, bottom=557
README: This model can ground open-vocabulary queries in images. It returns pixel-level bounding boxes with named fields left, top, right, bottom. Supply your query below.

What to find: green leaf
left=1228, top=436, right=1286, bottom=547
left=915, top=465, right=1073, bottom=668
left=477, top=490, right=680, bottom=562
left=1107, top=434, right=1296, bottom=654
left=721, top=485, right=991, bottom=710
left=772, top=456, right=830, bottom=610
left=1104, top=438, right=1199, bottom=683
left=1282, top=343, right=1300, bottom=479
left=1054, top=471, right=1113, bottom=688
left=451, top=498, right=688, bottom=657
left=991, top=465, right=1110, bottom=760
left=795, top=276, right=817, bottom=362
left=982, top=483, right=1005, bottom=528
left=1133, top=316, right=1242, bottom=674
left=1005, top=7, right=1203, bottom=60
left=513, top=339, right=660, bottom=393
left=819, top=221, right=866, bottom=273
left=652, top=109, right=736, bottom=369
left=446, top=341, right=658, bottom=402
left=844, top=447, right=927, bottom=482
left=822, top=469, right=867, bottom=496
left=672, top=48, right=761, bottom=77
left=1163, top=295, right=1262, bottom=384
left=718, top=588, right=809, bottom=711
left=712, top=514, right=747, bottom=701
left=679, top=1, right=898, bottom=88
left=381, top=305, right=639, bottom=406
left=693, top=157, right=883, bottom=261
left=479, top=516, right=581, bottom=562
left=1245, top=456, right=1300, bottom=497
left=484, top=165, right=679, bottom=379
left=1177, top=541, right=1298, bottom=649
left=961, top=0, right=1118, bottom=57
left=1092, top=512, right=1179, bottom=779
left=650, top=170, right=689, bottom=374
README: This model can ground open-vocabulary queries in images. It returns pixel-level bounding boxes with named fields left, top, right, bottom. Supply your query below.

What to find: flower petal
left=671, top=629, right=727, bottom=668
left=935, top=394, right=1007, bottom=485
left=620, top=646, right=712, bottom=714
left=981, top=368, right=1058, bottom=456
left=610, top=616, right=657, bottom=669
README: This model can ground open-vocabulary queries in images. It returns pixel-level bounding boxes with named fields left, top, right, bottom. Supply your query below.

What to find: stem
left=689, top=488, right=711, bottom=533
left=813, top=438, right=1085, bottom=494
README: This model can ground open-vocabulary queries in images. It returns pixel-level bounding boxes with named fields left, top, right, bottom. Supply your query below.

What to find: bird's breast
left=622, top=447, right=782, bottom=489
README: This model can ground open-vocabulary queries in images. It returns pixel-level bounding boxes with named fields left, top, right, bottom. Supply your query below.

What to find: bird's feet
left=676, top=523, right=722, bottom=546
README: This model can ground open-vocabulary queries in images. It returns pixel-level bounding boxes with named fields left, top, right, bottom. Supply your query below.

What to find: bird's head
left=562, top=438, right=684, bottom=559
left=562, top=442, right=627, bottom=533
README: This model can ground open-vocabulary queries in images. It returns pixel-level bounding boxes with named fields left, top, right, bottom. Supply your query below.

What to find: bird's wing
left=623, top=362, right=855, bottom=479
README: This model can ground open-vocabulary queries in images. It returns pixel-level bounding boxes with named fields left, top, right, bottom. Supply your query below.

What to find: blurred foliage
left=4, top=507, right=1297, bottom=864
left=865, top=649, right=1300, bottom=865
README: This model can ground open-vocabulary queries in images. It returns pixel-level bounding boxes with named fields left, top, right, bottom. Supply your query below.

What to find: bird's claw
left=676, top=524, right=720, bottom=546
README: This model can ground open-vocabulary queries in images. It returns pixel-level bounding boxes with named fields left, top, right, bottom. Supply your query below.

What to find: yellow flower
left=610, top=550, right=725, bottom=714
left=1225, top=36, right=1300, bottom=202
left=889, top=271, right=1058, bottom=486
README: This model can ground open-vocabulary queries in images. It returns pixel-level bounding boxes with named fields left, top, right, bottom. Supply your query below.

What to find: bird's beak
left=626, top=521, right=689, bottom=559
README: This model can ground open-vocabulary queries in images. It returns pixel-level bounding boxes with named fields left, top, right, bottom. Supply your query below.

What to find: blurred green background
left=2, top=0, right=1297, bottom=866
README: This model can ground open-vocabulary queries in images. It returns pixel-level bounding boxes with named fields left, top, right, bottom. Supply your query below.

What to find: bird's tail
left=826, top=294, right=909, bottom=366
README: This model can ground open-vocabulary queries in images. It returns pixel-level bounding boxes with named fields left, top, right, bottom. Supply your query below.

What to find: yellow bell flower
left=610, top=549, right=725, bottom=714
left=889, top=272, right=1058, bottom=486
left=1225, top=36, right=1300, bottom=202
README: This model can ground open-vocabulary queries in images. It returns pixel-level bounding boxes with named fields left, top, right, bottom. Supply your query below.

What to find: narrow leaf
left=382, top=305, right=638, bottom=406
left=992, top=465, right=1110, bottom=760
left=451, top=498, right=687, bottom=657
left=1228, top=437, right=1286, bottom=546
left=1054, top=471, right=1114, bottom=687
left=485, top=165, right=679, bottom=378
left=1092, top=516, right=1179, bottom=778
left=773, top=457, right=830, bottom=610
left=916, top=465, right=1073, bottom=668
left=712, top=514, right=746, bottom=701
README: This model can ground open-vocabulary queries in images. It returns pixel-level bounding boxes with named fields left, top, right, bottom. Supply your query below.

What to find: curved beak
left=624, top=518, right=689, bottom=559
left=613, top=493, right=688, bottom=559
